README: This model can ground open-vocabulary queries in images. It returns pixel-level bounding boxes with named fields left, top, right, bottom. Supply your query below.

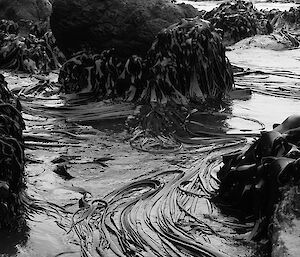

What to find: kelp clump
left=0, top=19, right=64, bottom=73
left=59, top=17, right=233, bottom=103
left=204, top=0, right=273, bottom=45
left=214, top=115, right=300, bottom=240
left=0, top=74, right=25, bottom=229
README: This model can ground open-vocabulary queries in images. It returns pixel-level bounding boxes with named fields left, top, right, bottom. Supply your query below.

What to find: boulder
left=0, top=0, right=52, bottom=22
left=50, top=0, right=199, bottom=58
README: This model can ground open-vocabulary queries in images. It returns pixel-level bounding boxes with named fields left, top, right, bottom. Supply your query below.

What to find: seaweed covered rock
left=268, top=6, right=300, bottom=32
left=50, top=0, right=199, bottom=58
left=204, top=0, right=273, bottom=46
left=0, top=74, right=25, bottom=229
left=0, top=19, right=65, bottom=73
left=59, top=17, right=233, bottom=104
left=58, top=17, right=234, bottom=150
left=0, top=0, right=52, bottom=22
left=214, top=115, right=300, bottom=240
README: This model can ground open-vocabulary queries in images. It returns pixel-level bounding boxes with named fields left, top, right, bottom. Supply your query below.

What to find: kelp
left=0, top=19, right=65, bottom=73
left=0, top=74, right=25, bottom=229
left=204, top=0, right=273, bottom=45
left=59, top=17, right=233, bottom=104
left=214, top=115, right=300, bottom=240
left=68, top=138, right=263, bottom=257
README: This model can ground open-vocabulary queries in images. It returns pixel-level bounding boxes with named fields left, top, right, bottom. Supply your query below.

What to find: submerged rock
left=0, top=0, right=52, bottom=22
left=50, top=0, right=199, bottom=58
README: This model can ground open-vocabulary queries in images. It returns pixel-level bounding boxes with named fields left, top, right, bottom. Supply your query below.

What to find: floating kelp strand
left=234, top=82, right=300, bottom=100
left=20, top=96, right=135, bottom=121
left=234, top=69, right=300, bottom=79
left=25, top=141, right=84, bottom=148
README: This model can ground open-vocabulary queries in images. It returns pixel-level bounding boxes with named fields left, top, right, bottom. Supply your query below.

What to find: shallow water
left=1, top=2, right=300, bottom=257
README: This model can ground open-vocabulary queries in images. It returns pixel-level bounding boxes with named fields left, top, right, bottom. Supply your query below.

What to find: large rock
left=0, top=0, right=52, bottom=22
left=50, top=0, right=199, bottom=58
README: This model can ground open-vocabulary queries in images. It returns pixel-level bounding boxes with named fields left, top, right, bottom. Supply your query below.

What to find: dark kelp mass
left=215, top=115, right=300, bottom=240
left=0, top=74, right=25, bottom=229
left=59, top=17, right=233, bottom=103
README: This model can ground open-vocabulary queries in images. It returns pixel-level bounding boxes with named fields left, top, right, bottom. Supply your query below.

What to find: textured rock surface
left=0, top=0, right=52, bottom=22
left=50, top=0, right=199, bottom=58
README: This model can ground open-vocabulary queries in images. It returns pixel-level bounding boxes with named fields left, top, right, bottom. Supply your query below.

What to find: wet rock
left=0, top=0, right=52, bottom=22
left=50, top=0, right=199, bottom=58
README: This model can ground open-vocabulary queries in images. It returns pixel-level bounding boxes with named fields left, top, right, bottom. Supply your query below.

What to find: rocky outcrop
left=0, top=0, right=52, bottom=22
left=50, top=0, right=199, bottom=58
